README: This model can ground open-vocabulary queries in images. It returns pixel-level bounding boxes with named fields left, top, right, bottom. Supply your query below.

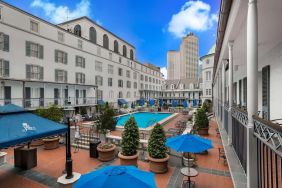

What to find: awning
left=118, top=99, right=128, bottom=106
left=97, top=99, right=105, bottom=105
left=0, top=104, right=67, bottom=149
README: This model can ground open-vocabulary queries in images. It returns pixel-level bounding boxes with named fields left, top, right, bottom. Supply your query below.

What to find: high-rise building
left=166, top=33, right=199, bottom=80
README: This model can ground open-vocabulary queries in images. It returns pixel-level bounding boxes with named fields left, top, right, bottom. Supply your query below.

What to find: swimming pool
left=116, top=112, right=173, bottom=128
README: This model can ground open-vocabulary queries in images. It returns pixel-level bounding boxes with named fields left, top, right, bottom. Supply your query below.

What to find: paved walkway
left=0, top=115, right=234, bottom=188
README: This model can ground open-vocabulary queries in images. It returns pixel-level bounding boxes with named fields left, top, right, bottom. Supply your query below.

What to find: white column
left=221, top=62, right=226, bottom=128
left=228, top=41, right=234, bottom=145
left=247, top=0, right=258, bottom=187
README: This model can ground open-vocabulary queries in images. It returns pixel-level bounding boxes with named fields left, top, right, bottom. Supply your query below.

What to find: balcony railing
left=231, top=106, right=248, bottom=173
left=0, top=97, right=97, bottom=109
left=253, top=116, right=282, bottom=187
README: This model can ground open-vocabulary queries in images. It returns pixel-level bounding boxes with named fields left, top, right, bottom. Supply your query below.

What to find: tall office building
left=167, top=33, right=199, bottom=80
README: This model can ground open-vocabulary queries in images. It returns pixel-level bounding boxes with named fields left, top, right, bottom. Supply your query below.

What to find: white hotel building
left=0, top=1, right=163, bottom=111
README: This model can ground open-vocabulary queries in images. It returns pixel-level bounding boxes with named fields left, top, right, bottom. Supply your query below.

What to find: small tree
left=148, top=123, right=167, bottom=159
left=96, top=106, right=117, bottom=136
left=203, top=99, right=212, bottom=113
left=195, top=108, right=209, bottom=129
left=34, top=105, right=63, bottom=122
left=121, top=117, right=140, bottom=156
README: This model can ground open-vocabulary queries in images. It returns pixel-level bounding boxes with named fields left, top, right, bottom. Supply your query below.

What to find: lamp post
left=64, top=101, right=75, bottom=179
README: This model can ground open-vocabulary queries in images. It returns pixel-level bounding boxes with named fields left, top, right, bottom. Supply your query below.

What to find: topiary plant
left=148, top=123, right=167, bottom=159
left=195, top=108, right=209, bottom=129
left=96, top=105, right=117, bottom=136
left=121, top=117, right=140, bottom=156
left=203, top=99, right=212, bottom=112
left=34, top=105, right=63, bottom=122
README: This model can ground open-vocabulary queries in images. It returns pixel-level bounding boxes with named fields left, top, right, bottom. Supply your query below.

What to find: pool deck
left=0, top=115, right=234, bottom=188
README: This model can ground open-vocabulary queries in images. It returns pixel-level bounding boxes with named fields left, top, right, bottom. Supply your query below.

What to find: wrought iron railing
left=231, top=106, right=248, bottom=127
left=253, top=116, right=282, bottom=188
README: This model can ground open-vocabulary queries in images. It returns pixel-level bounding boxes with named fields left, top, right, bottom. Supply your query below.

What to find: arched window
left=114, top=40, right=119, bottom=53
left=118, top=91, right=123, bottom=98
left=122, top=45, right=127, bottom=57
left=74, top=25, right=81, bottom=37
left=130, top=49, right=134, bottom=60
left=103, top=34, right=109, bottom=49
left=89, top=27, right=96, bottom=44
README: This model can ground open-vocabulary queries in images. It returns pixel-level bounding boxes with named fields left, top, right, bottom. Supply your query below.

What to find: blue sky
left=4, top=0, right=220, bottom=78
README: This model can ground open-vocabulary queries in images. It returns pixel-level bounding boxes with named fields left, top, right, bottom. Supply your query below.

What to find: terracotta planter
left=97, top=144, right=116, bottom=162
left=118, top=152, right=138, bottom=167
left=30, top=139, right=44, bottom=147
left=43, top=136, right=60, bottom=150
left=148, top=154, right=169, bottom=174
left=198, top=127, right=209, bottom=135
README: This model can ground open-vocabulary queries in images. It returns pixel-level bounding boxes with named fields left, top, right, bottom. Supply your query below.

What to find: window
left=26, top=64, right=43, bottom=80
left=0, top=33, right=9, bottom=52
left=89, top=27, right=96, bottom=44
left=130, top=49, right=134, bottom=60
left=206, top=71, right=211, bottom=81
left=76, top=56, right=85, bottom=68
left=30, top=20, right=39, bottom=32
left=118, top=91, right=123, bottom=98
left=97, top=90, right=103, bottom=100
left=114, top=40, right=119, bottom=53
left=108, top=90, right=114, bottom=98
left=97, top=47, right=101, bottom=56
left=0, top=59, right=9, bottom=77
left=118, top=68, right=123, bottom=76
left=126, top=70, right=130, bottom=78
left=141, top=83, right=144, bottom=89
left=133, top=72, right=137, bottom=79
left=55, top=69, right=67, bottom=83
left=149, top=77, right=151, bottom=82
left=95, top=61, right=102, bottom=72
left=78, top=39, right=83, bottom=49
left=95, top=76, right=103, bottom=86
left=58, top=31, right=64, bottom=42
left=122, top=45, right=127, bottom=57
left=118, top=80, right=123, bottom=88
left=74, top=25, right=81, bottom=37
left=103, top=34, right=109, bottom=49
left=145, top=76, right=148, bottom=82
left=140, top=74, right=144, bottom=81
left=119, top=57, right=122, bottom=63
left=108, top=78, right=113, bottom=86
left=55, top=50, right=67, bottom=64
left=26, top=41, right=43, bottom=59
left=209, top=89, right=212, bottom=95
left=134, top=82, right=137, bottom=89
left=76, top=73, right=85, bottom=84
left=206, top=89, right=209, bottom=95
left=206, top=59, right=210, bottom=64
left=127, top=81, right=131, bottom=88
left=108, top=64, right=114, bottom=74
left=126, top=91, right=130, bottom=98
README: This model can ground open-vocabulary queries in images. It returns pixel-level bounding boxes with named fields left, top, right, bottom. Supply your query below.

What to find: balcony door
left=25, top=87, right=31, bottom=108
left=4, top=86, right=11, bottom=105
left=39, top=88, right=44, bottom=107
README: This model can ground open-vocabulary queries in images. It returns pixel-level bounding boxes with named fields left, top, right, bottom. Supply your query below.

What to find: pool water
left=116, top=112, right=173, bottom=128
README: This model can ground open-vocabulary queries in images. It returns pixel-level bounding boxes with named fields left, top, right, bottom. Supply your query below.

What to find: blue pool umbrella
left=159, top=99, right=164, bottom=107
left=166, top=134, right=213, bottom=153
left=172, top=100, right=178, bottom=107
left=149, top=99, right=155, bottom=106
left=131, top=102, right=135, bottom=109
left=138, top=99, right=145, bottom=106
left=74, top=165, right=157, bottom=188
left=193, top=99, right=197, bottom=107
left=182, top=100, right=188, bottom=108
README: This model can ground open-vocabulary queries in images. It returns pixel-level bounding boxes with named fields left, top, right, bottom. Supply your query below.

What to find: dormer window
left=179, top=84, right=184, bottom=89
left=74, top=25, right=81, bottom=37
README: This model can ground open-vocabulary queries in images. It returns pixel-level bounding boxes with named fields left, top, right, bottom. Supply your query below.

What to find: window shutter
left=101, top=77, right=103, bottom=86
left=26, top=64, right=31, bottom=79
left=75, top=73, right=78, bottom=83
left=262, top=65, right=270, bottom=120
left=39, top=45, right=44, bottom=59
left=64, top=52, right=68, bottom=64
left=54, top=50, right=58, bottom=62
left=64, top=71, right=68, bottom=83
left=83, top=57, right=85, bottom=68
left=39, top=66, right=43, bottom=80
left=26, top=41, right=31, bottom=56
left=4, top=60, right=9, bottom=77
left=83, top=74, right=85, bottom=83
left=75, top=56, right=78, bottom=66
left=3, top=34, right=9, bottom=52
left=243, top=77, right=247, bottom=106
left=55, top=69, right=58, bottom=82
left=95, top=76, right=98, bottom=85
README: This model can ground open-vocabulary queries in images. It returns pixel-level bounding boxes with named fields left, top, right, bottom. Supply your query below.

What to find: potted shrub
left=203, top=99, right=212, bottom=113
left=97, top=143, right=116, bottom=162
left=195, top=108, right=209, bottom=135
left=118, top=117, right=140, bottom=166
left=148, top=123, right=169, bottom=173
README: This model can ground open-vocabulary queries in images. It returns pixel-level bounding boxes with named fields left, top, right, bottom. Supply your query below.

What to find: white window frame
left=30, top=20, right=39, bottom=33
left=108, top=64, right=114, bottom=74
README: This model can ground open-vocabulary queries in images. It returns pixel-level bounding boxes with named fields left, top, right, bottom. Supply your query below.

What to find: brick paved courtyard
left=0, top=116, right=233, bottom=188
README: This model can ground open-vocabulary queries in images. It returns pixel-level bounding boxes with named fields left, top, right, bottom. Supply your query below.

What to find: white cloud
left=168, top=0, right=218, bottom=38
left=31, top=0, right=91, bottom=24
left=160, top=67, right=167, bottom=79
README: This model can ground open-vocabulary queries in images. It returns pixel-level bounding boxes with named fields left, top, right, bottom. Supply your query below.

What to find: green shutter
left=39, top=66, right=43, bottom=80
left=4, top=60, right=9, bottom=77
left=26, top=64, right=31, bottom=79
left=26, top=41, right=31, bottom=56
left=39, top=45, right=44, bottom=59
left=3, top=34, right=9, bottom=52
left=64, top=71, right=68, bottom=83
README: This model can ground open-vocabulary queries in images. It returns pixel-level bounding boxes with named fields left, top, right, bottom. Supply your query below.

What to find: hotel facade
left=213, top=0, right=282, bottom=187
left=0, top=1, right=163, bottom=110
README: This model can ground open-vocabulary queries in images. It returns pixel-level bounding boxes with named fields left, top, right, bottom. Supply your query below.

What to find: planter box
left=43, top=136, right=60, bottom=150
left=97, top=144, right=116, bottom=162
left=14, top=147, right=37, bottom=170
left=148, top=154, right=169, bottom=174
left=198, top=127, right=209, bottom=135
left=0, top=152, right=7, bottom=166
left=118, top=152, right=138, bottom=167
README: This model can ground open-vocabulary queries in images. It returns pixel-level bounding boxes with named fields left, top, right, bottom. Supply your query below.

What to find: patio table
left=181, top=167, right=198, bottom=188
